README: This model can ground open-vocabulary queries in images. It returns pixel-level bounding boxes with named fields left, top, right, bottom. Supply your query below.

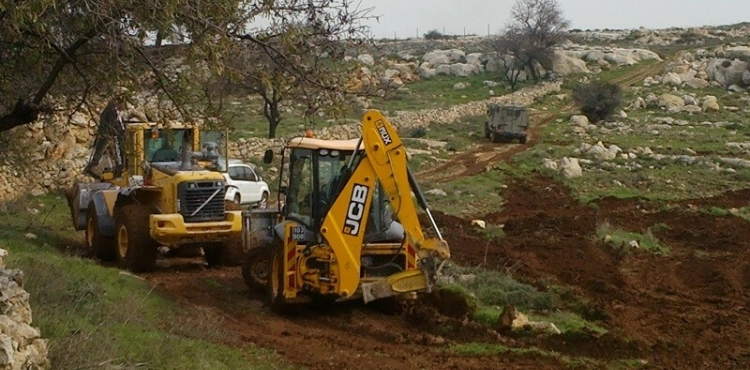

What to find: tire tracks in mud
left=416, top=58, right=671, bottom=184
left=140, top=263, right=562, bottom=370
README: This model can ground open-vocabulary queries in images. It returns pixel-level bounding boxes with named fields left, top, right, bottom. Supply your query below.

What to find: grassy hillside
left=0, top=194, right=292, bottom=370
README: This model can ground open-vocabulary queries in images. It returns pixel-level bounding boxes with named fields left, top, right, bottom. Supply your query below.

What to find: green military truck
left=484, top=104, right=529, bottom=144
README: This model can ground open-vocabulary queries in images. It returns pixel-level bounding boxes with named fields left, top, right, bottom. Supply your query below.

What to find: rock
left=416, top=66, right=437, bottom=79
left=658, top=94, right=685, bottom=110
left=542, top=158, right=558, bottom=170
left=558, top=157, right=583, bottom=178
left=551, top=49, right=590, bottom=75
left=702, top=96, right=720, bottom=112
left=727, top=84, right=746, bottom=92
left=422, top=50, right=451, bottom=67
left=661, top=72, right=682, bottom=85
left=466, top=53, right=483, bottom=67
left=471, top=220, right=486, bottom=229
left=449, top=63, right=478, bottom=77
left=629, top=240, right=640, bottom=248
left=630, top=97, right=647, bottom=110
left=453, top=82, right=467, bottom=90
left=588, top=141, right=617, bottom=160
left=426, top=188, right=447, bottom=196
left=706, top=59, right=748, bottom=87
left=435, top=64, right=451, bottom=75
left=483, top=81, right=501, bottom=88
left=569, top=115, right=590, bottom=126
left=684, top=78, right=709, bottom=89
left=357, top=54, right=374, bottom=66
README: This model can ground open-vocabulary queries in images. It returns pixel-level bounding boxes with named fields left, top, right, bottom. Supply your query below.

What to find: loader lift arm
left=319, top=109, right=450, bottom=301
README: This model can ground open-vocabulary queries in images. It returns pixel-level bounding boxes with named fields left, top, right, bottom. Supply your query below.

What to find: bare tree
left=0, top=0, right=373, bottom=136
left=490, top=30, right=527, bottom=91
left=503, top=0, right=569, bottom=80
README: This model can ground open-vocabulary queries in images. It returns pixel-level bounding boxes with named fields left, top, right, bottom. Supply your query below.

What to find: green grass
left=371, top=72, right=520, bottom=113
left=596, top=222, right=671, bottom=256
left=0, top=194, right=292, bottom=370
left=445, top=265, right=566, bottom=312
left=447, top=342, right=645, bottom=369
left=422, top=169, right=507, bottom=217
left=703, top=206, right=750, bottom=221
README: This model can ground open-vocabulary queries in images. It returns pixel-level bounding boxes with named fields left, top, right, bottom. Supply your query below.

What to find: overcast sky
left=355, top=0, right=750, bottom=38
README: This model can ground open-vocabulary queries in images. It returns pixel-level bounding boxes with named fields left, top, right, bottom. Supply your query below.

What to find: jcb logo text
left=343, top=184, right=369, bottom=236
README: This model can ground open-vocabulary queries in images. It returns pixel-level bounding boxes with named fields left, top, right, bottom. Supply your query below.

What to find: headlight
left=188, top=183, right=196, bottom=189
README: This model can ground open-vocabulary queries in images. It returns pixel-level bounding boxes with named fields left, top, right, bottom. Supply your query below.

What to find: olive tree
left=500, top=0, right=570, bottom=80
left=0, top=0, right=373, bottom=135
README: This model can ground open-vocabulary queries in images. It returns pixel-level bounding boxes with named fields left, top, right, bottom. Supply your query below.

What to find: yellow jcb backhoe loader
left=241, top=109, right=450, bottom=310
left=67, top=106, right=242, bottom=272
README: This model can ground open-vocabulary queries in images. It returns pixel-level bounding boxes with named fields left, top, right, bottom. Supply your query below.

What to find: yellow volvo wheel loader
left=67, top=106, right=242, bottom=272
left=241, top=109, right=450, bottom=309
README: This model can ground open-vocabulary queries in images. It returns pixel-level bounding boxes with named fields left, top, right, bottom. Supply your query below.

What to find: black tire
left=258, top=192, right=269, bottom=210
left=86, top=205, right=117, bottom=261
left=242, top=247, right=270, bottom=292
left=519, top=135, right=528, bottom=144
left=491, top=132, right=500, bottom=143
left=114, top=204, right=158, bottom=272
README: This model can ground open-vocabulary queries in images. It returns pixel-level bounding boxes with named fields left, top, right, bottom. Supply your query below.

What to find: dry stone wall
left=0, top=249, right=48, bottom=370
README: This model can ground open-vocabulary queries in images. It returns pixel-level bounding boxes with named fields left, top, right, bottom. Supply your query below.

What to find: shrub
left=572, top=81, right=622, bottom=123
left=424, top=30, right=446, bottom=40
left=409, top=127, right=427, bottom=138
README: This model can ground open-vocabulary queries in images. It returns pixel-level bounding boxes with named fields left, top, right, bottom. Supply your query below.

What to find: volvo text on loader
left=67, top=105, right=242, bottom=272
left=240, top=109, right=450, bottom=310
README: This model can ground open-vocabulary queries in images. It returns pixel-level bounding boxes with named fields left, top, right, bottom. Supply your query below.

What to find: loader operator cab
left=148, top=128, right=183, bottom=162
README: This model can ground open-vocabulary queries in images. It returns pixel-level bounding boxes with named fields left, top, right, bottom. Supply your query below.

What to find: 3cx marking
left=343, top=184, right=369, bottom=236
left=374, top=119, right=393, bottom=146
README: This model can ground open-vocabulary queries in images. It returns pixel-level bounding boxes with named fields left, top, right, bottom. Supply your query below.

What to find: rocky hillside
left=1, top=25, right=749, bottom=201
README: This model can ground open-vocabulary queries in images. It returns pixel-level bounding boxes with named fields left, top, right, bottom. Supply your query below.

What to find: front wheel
left=242, top=247, right=270, bottom=291
left=519, top=135, right=528, bottom=144
left=114, top=205, right=158, bottom=272
left=257, top=192, right=269, bottom=210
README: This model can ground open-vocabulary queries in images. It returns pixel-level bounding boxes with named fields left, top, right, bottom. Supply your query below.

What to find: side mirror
left=279, top=185, right=288, bottom=195
left=263, top=149, right=274, bottom=164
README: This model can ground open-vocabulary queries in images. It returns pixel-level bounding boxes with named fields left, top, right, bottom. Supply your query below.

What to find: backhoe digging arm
left=320, top=110, right=450, bottom=302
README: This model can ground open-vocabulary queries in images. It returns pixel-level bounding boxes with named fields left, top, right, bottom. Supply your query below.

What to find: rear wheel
left=86, top=206, right=116, bottom=261
left=115, top=204, right=158, bottom=272
left=519, top=135, right=528, bottom=144
left=242, top=247, right=270, bottom=291
left=258, top=192, right=269, bottom=210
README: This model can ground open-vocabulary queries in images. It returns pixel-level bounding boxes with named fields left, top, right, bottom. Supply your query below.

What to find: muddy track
left=140, top=262, right=565, bottom=370
left=416, top=110, right=563, bottom=184
left=417, top=59, right=669, bottom=184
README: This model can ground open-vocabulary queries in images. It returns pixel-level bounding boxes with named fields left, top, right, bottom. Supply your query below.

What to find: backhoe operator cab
left=68, top=116, right=242, bottom=273
left=240, top=110, right=450, bottom=310
left=484, top=104, right=529, bottom=144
